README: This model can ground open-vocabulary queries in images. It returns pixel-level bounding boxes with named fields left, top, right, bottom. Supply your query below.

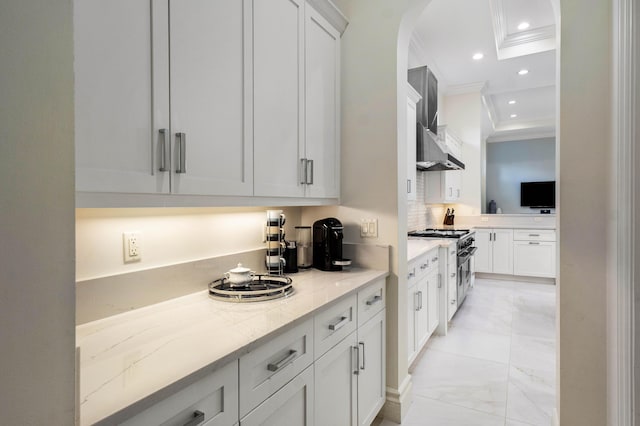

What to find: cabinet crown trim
left=307, top=0, right=348, bottom=34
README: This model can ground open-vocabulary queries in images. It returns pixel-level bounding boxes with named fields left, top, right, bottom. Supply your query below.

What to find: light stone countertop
left=76, top=267, right=388, bottom=425
left=407, top=238, right=455, bottom=262
left=470, top=225, right=556, bottom=230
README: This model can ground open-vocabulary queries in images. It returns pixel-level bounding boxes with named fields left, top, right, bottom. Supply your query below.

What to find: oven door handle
left=457, top=247, right=477, bottom=264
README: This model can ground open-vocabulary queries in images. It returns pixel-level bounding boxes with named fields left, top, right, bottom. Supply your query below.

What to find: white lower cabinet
left=121, top=360, right=238, bottom=426
left=314, top=280, right=386, bottom=426
left=474, top=228, right=514, bottom=274
left=240, top=366, right=314, bottom=426
left=407, top=248, right=440, bottom=364
left=512, top=229, right=556, bottom=278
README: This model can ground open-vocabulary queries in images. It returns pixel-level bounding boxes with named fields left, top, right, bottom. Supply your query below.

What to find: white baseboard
left=381, top=374, right=413, bottom=423
left=476, top=272, right=556, bottom=285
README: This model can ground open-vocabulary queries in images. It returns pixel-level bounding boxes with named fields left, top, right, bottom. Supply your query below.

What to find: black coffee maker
left=313, top=218, right=351, bottom=271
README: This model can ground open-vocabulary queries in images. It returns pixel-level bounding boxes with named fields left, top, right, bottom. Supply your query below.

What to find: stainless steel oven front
left=457, top=233, right=477, bottom=308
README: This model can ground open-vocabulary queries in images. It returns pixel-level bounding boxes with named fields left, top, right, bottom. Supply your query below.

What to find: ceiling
left=410, top=0, right=557, bottom=142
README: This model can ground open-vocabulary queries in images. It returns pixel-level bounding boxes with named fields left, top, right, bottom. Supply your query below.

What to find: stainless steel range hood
left=409, top=65, right=465, bottom=171
left=416, top=125, right=465, bottom=171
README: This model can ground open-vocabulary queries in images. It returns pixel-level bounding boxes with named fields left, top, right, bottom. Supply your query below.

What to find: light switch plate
left=360, top=219, right=378, bottom=238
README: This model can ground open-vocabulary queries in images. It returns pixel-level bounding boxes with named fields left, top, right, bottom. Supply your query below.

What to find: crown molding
left=487, top=126, right=555, bottom=143
left=444, top=81, right=486, bottom=96
left=306, top=0, right=348, bottom=35
left=481, top=92, right=498, bottom=131
left=489, top=0, right=556, bottom=60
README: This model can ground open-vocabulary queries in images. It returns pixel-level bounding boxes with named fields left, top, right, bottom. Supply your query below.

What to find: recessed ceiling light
left=472, top=52, right=484, bottom=60
left=510, top=114, right=518, bottom=118
left=517, top=22, right=530, bottom=31
left=508, top=100, right=517, bottom=105
left=518, top=69, right=529, bottom=75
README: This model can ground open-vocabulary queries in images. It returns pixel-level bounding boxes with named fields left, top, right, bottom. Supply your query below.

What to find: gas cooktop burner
left=208, top=274, right=294, bottom=302
left=408, top=228, right=470, bottom=238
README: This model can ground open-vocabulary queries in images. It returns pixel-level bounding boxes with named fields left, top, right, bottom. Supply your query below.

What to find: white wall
left=76, top=207, right=301, bottom=281
left=442, top=91, right=483, bottom=215
left=0, top=1, right=76, bottom=423
left=558, top=0, right=610, bottom=424
left=486, top=138, right=556, bottom=214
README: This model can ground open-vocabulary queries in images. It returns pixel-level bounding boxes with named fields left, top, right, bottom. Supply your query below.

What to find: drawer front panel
left=239, top=318, right=313, bottom=417
left=121, top=360, right=238, bottom=426
left=314, top=294, right=357, bottom=359
left=513, top=229, right=556, bottom=242
left=358, top=278, right=386, bottom=327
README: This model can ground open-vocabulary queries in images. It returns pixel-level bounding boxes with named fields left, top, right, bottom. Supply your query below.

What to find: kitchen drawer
left=358, top=278, right=386, bottom=327
left=513, top=229, right=556, bottom=242
left=239, top=318, right=314, bottom=418
left=121, top=359, right=238, bottom=426
left=314, top=294, right=357, bottom=359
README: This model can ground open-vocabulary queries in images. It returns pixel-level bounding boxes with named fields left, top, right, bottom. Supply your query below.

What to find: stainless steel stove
left=208, top=274, right=294, bottom=302
left=408, top=228, right=477, bottom=308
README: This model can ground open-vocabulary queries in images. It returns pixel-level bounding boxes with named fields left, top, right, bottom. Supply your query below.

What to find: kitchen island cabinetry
left=512, top=230, right=556, bottom=278
left=475, top=228, right=513, bottom=274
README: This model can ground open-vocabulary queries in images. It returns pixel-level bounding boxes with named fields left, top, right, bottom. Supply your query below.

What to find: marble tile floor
left=375, top=277, right=556, bottom=426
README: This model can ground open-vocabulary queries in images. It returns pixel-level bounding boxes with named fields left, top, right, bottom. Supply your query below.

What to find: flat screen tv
left=521, top=181, right=555, bottom=208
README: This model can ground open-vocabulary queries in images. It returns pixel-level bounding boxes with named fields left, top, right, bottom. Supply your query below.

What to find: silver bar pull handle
left=329, top=316, right=348, bottom=331
left=451, top=272, right=456, bottom=278
left=407, top=179, right=411, bottom=193
left=359, top=342, right=365, bottom=370
left=307, top=159, right=314, bottom=184
left=432, top=257, right=438, bottom=262
left=300, top=159, right=308, bottom=184
left=419, top=291, right=423, bottom=310
left=183, top=410, right=205, bottom=426
left=529, top=241, right=540, bottom=245
left=267, top=349, right=297, bottom=372
left=529, top=234, right=540, bottom=237
left=366, top=294, right=382, bottom=306
left=176, top=132, right=186, bottom=173
left=158, top=129, right=168, bottom=172
left=438, top=273, right=442, bottom=288
left=353, top=346, right=360, bottom=375
left=414, top=292, right=420, bottom=311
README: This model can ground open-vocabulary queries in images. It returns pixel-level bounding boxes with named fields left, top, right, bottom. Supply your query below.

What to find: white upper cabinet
left=253, top=0, right=305, bottom=197
left=75, top=0, right=345, bottom=206
left=304, top=5, right=341, bottom=198
left=169, top=0, right=252, bottom=196
left=406, top=85, right=421, bottom=201
left=74, top=0, right=170, bottom=194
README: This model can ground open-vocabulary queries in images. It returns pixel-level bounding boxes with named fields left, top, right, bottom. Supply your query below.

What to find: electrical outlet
left=123, top=231, right=141, bottom=263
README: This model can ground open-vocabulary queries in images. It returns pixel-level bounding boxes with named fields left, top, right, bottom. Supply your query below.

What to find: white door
left=513, top=241, right=556, bottom=278
left=414, top=276, right=430, bottom=350
left=169, top=0, right=252, bottom=196
left=240, top=366, right=313, bottom=426
left=304, top=6, right=340, bottom=198
left=492, top=229, right=514, bottom=274
left=407, top=283, right=417, bottom=362
left=314, top=332, right=357, bottom=426
left=75, top=0, right=170, bottom=194
left=253, top=0, right=305, bottom=197
left=474, top=229, right=492, bottom=273
left=427, top=270, right=439, bottom=335
left=357, top=310, right=386, bottom=426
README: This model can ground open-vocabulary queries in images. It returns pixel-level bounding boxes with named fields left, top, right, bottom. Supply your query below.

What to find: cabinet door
left=492, top=229, right=514, bottom=274
left=169, top=0, right=252, bottom=196
left=253, top=0, right=305, bottom=197
left=357, top=309, right=386, bottom=426
left=513, top=241, right=556, bottom=278
left=305, top=5, right=341, bottom=198
left=240, top=366, right=313, bottom=426
left=427, top=270, right=439, bottom=335
left=447, top=273, right=458, bottom=321
left=444, top=170, right=461, bottom=201
left=75, top=0, right=170, bottom=194
left=474, top=229, right=492, bottom=273
left=406, top=95, right=418, bottom=201
left=414, top=276, right=430, bottom=351
left=314, top=332, right=357, bottom=426
left=407, top=283, right=417, bottom=363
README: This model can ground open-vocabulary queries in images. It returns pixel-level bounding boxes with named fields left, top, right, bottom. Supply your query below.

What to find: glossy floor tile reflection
left=376, top=278, right=556, bottom=426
